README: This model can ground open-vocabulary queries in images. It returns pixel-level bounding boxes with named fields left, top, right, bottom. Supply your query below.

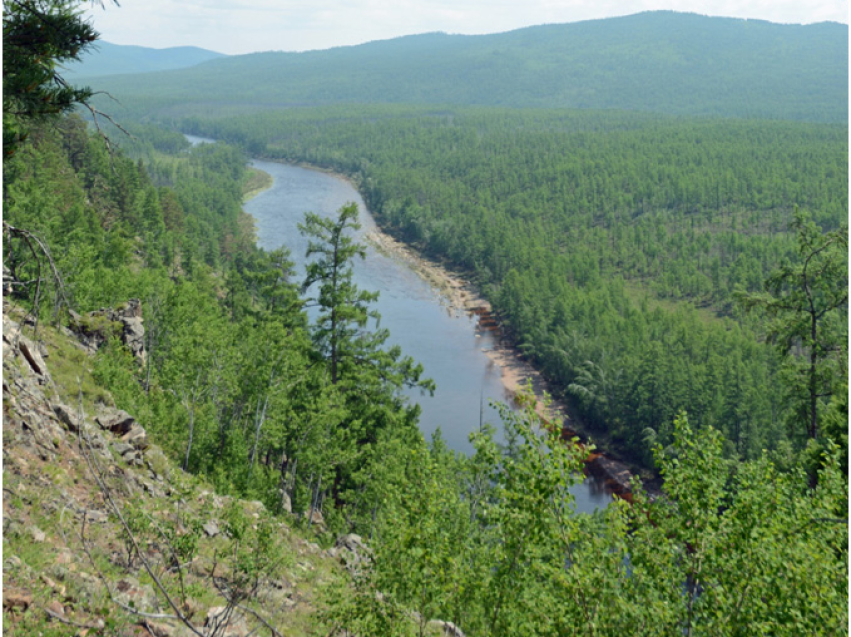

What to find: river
left=188, top=135, right=612, bottom=513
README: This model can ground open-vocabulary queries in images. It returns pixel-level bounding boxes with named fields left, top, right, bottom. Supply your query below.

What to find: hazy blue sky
left=85, top=0, right=848, bottom=55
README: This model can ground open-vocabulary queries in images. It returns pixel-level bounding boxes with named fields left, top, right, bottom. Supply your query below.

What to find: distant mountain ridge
left=66, top=41, right=227, bottom=77
left=88, top=12, right=848, bottom=122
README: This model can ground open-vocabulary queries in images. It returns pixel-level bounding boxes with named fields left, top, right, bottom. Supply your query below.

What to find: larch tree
left=738, top=209, right=848, bottom=442
left=3, top=0, right=117, bottom=159
left=299, top=202, right=376, bottom=386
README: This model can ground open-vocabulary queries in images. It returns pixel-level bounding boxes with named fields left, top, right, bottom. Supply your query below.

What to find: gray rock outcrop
left=333, top=533, right=371, bottom=574
left=69, top=299, right=146, bottom=363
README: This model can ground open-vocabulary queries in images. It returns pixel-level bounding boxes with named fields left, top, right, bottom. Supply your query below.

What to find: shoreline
left=252, top=156, right=562, bottom=425
left=243, top=166, right=275, bottom=202
left=250, top=156, right=647, bottom=498
left=364, top=224, right=643, bottom=499
left=364, top=228, right=570, bottom=425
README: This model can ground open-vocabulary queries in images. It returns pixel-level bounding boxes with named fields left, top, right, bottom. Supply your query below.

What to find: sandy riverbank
left=247, top=157, right=643, bottom=496
left=363, top=228, right=571, bottom=427
left=255, top=160, right=579, bottom=430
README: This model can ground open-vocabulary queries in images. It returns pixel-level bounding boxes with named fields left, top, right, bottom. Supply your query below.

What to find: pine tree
left=3, top=0, right=117, bottom=158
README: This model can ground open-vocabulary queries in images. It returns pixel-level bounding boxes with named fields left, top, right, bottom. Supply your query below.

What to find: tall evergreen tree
left=737, top=209, right=848, bottom=442
left=299, top=203, right=376, bottom=386
left=3, top=0, right=116, bottom=158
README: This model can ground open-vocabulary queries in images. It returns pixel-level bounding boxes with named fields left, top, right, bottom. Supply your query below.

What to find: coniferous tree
left=3, top=0, right=117, bottom=158
left=737, top=209, right=848, bottom=442
left=299, top=203, right=376, bottom=386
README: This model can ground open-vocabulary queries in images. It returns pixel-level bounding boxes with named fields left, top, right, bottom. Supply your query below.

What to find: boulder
left=202, top=520, right=220, bottom=538
left=245, top=500, right=266, bottom=517
left=18, top=337, right=48, bottom=381
left=28, top=525, right=46, bottom=542
left=113, top=577, right=159, bottom=614
left=117, top=299, right=143, bottom=319
left=585, top=454, right=634, bottom=501
left=76, top=571, right=103, bottom=603
left=141, top=619, right=200, bottom=637
left=52, top=402, right=81, bottom=433
left=46, top=599, right=66, bottom=617
left=2, top=265, right=13, bottom=296
left=121, top=316, right=146, bottom=362
left=2, top=318, right=21, bottom=354
left=68, top=300, right=146, bottom=362
left=427, top=620, right=466, bottom=637
left=84, top=509, right=109, bottom=524
left=335, top=533, right=371, bottom=573
left=336, top=533, right=367, bottom=553
left=121, top=424, right=149, bottom=450
left=305, top=508, right=325, bottom=530
left=97, top=409, right=136, bottom=436
left=280, top=490, right=292, bottom=514
left=113, top=442, right=135, bottom=457
left=2, top=589, right=33, bottom=612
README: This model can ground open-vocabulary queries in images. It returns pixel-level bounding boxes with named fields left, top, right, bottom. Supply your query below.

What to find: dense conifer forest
left=181, top=105, right=847, bottom=465
left=3, top=3, right=847, bottom=635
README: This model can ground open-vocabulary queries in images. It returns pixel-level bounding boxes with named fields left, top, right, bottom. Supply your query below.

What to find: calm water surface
left=189, top=136, right=612, bottom=513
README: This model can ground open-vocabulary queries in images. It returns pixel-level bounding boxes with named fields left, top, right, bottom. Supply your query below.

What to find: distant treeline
left=183, top=105, right=848, bottom=463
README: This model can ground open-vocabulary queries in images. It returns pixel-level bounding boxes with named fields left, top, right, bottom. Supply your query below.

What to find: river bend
left=189, top=136, right=612, bottom=514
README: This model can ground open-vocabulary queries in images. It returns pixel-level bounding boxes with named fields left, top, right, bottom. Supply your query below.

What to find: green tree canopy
left=3, top=0, right=116, bottom=158
left=738, top=209, right=848, bottom=442
left=300, top=203, right=376, bottom=386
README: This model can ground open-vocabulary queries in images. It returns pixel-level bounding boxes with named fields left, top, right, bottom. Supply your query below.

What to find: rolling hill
left=65, top=41, right=227, bottom=78
left=87, top=11, right=847, bottom=122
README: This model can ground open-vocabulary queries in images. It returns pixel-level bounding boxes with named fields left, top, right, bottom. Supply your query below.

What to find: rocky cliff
left=2, top=302, right=364, bottom=637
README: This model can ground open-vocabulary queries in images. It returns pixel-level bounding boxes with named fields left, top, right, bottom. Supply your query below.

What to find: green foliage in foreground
left=738, top=210, right=848, bottom=445
left=327, top=399, right=848, bottom=636
left=3, top=0, right=107, bottom=157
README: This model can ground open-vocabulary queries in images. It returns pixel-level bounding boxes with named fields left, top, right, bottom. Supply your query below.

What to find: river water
left=188, top=136, right=612, bottom=513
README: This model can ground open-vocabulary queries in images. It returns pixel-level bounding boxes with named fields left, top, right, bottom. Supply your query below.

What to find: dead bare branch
left=3, top=221, right=72, bottom=330
left=40, top=604, right=105, bottom=630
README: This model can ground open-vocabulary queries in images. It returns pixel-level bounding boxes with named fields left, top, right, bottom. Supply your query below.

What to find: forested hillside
left=5, top=108, right=847, bottom=637
left=183, top=105, right=847, bottom=464
left=64, top=41, right=227, bottom=78
left=4, top=3, right=847, bottom=635
left=87, top=11, right=847, bottom=122
left=3, top=116, right=430, bottom=523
